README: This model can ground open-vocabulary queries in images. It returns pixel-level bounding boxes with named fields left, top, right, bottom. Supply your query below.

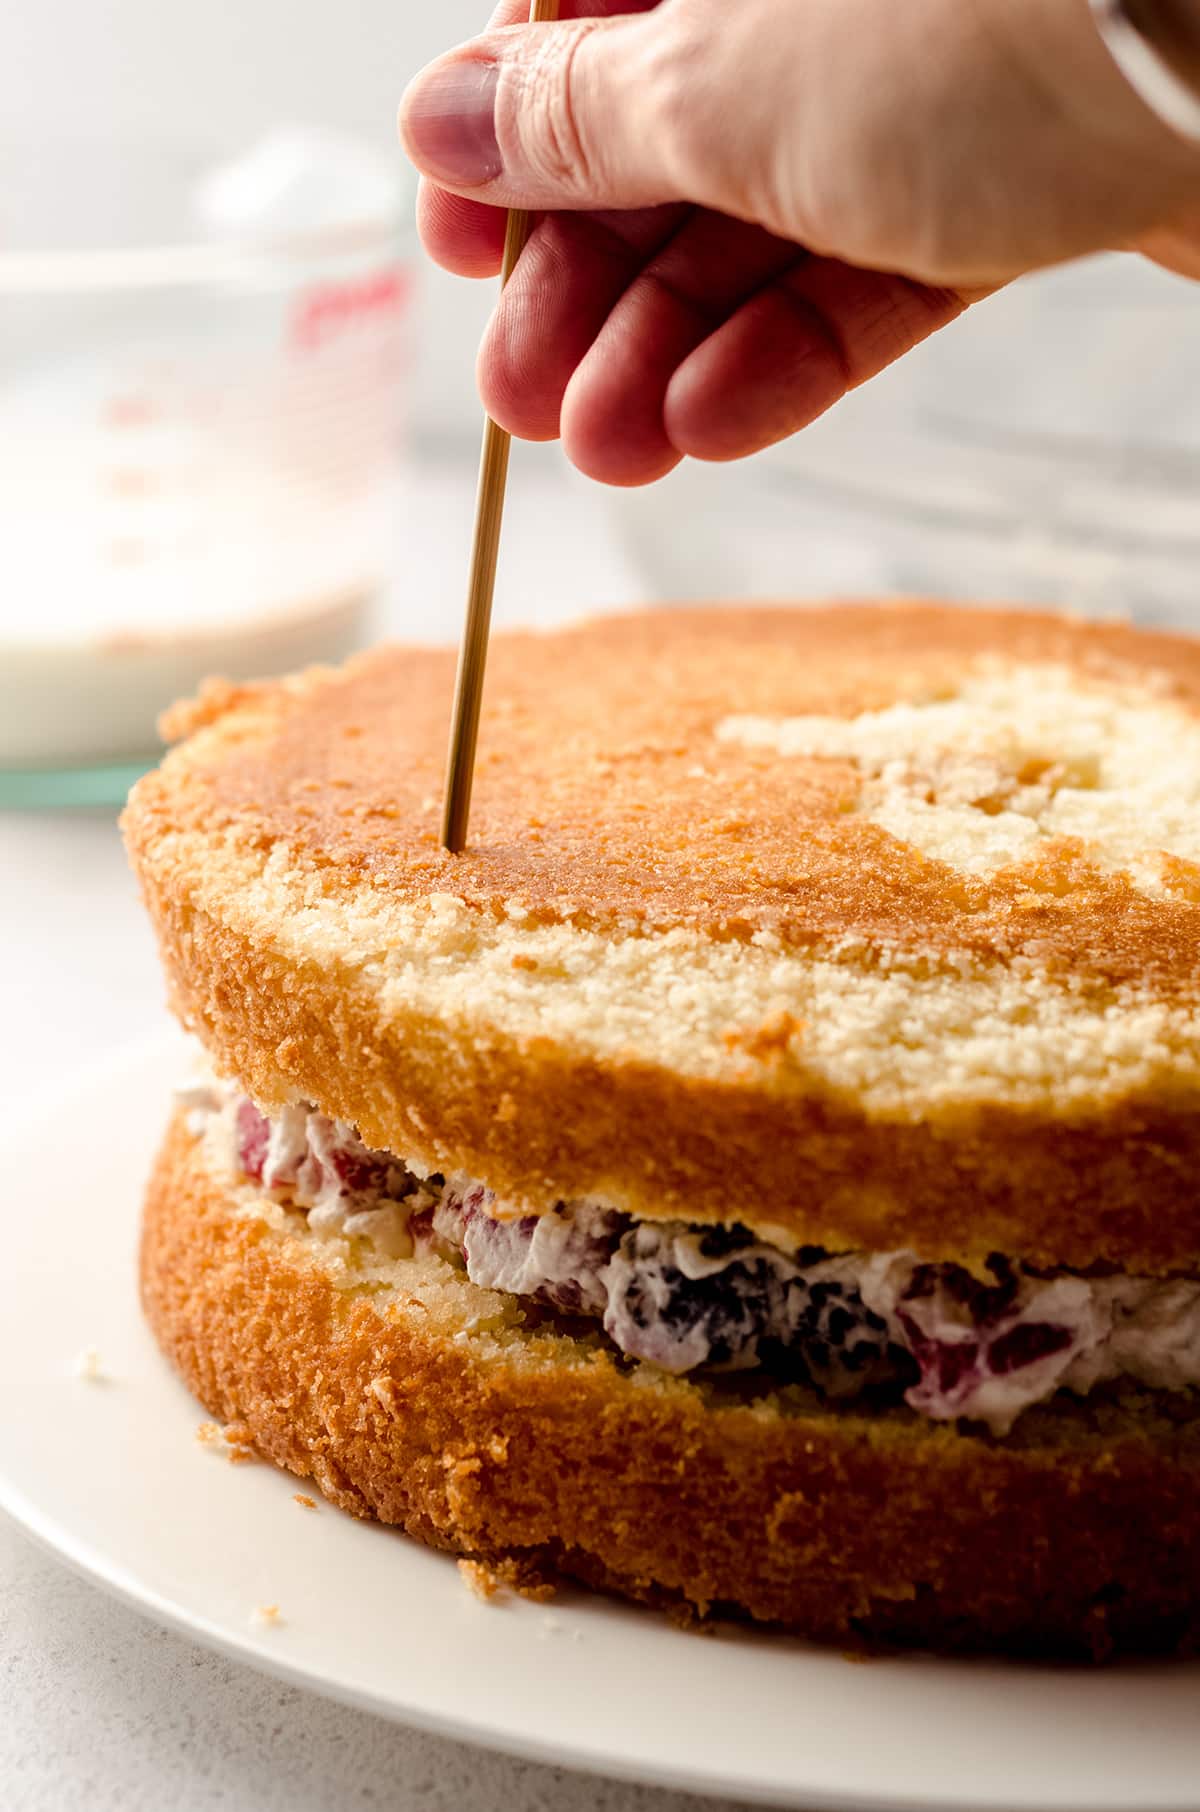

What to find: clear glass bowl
left=0, top=132, right=416, bottom=806
left=602, top=253, right=1200, bottom=627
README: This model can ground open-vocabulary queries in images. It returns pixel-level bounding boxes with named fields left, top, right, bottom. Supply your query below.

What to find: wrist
left=1091, top=0, right=1200, bottom=141
left=985, top=0, right=1200, bottom=237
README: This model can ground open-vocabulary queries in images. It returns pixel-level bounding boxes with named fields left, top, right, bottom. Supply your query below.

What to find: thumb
left=399, top=8, right=755, bottom=215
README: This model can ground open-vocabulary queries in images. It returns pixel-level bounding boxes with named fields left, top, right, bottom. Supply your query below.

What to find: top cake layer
left=123, top=603, right=1200, bottom=1270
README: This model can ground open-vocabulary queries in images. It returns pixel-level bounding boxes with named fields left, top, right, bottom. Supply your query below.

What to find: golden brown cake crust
left=139, top=603, right=1200, bottom=981
left=142, top=1110, right=1200, bottom=1658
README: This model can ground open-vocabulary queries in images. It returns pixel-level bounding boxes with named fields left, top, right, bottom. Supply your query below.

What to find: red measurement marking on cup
left=290, top=269, right=411, bottom=352
left=102, top=395, right=157, bottom=429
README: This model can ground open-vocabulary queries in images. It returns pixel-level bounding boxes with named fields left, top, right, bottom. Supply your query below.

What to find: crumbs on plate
left=457, top=1557, right=557, bottom=1604
left=196, top=1420, right=256, bottom=1463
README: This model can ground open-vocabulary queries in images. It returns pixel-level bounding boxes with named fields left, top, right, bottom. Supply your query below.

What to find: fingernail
left=402, top=60, right=502, bottom=188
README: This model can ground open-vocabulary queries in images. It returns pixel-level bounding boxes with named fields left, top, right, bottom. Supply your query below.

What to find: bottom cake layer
left=141, top=1106, right=1200, bottom=1658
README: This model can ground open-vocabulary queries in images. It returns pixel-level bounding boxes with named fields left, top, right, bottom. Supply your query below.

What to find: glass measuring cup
left=0, top=130, right=416, bottom=806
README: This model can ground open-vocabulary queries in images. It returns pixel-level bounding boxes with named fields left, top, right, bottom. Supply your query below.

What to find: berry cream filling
left=186, top=1087, right=1200, bottom=1436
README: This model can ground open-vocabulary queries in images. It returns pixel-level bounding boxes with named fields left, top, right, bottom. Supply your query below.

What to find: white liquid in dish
left=0, top=353, right=391, bottom=766
left=0, top=128, right=412, bottom=768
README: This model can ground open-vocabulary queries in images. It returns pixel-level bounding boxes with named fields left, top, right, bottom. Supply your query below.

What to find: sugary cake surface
left=146, top=603, right=1200, bottom=979
left=124, top=604, right=1200, bottom=1268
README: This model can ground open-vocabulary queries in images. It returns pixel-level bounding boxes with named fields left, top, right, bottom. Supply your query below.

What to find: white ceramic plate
left=5, top=1035, right=1200, bottom=1812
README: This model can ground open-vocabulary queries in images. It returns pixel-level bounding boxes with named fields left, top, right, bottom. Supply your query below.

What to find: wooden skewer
left=441, top=0, right=562, bottom=853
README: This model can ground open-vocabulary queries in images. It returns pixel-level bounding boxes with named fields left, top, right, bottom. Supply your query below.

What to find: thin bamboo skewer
left=441, top=0, right=562, bottom=852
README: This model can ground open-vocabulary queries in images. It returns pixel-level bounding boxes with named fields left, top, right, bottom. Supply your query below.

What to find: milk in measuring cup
left=0, top=131, right=413, bottom=774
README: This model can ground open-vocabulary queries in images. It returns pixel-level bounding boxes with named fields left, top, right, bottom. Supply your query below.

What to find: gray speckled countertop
left=0, top=1521, right=753, bottom=1812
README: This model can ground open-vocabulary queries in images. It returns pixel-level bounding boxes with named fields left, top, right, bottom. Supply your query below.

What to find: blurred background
left=4, top=0, right=494, bottom=440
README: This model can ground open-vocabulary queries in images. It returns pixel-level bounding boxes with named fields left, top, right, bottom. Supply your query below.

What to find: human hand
left=400, top=0, right=1200, bottom=485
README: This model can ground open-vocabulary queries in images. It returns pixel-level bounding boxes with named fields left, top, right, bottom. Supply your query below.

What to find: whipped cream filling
left=185, top=1086, right=1200, bottom=1435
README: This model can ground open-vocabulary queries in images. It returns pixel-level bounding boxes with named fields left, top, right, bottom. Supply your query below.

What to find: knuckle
left=513, top=21, right=608, bottom=196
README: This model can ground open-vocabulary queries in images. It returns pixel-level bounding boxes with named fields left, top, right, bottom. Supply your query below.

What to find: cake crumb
left=457, top=1557, right=557, bottom=1604
left=293, top=1494, right=317, bottom=1510
left=224, top=1422, right=256, bottom=1465
left=196, top=1419, right=257, bottom=1463
left=666, top=1602, right=718, bottom=1636
left=251, top=1603, right=282, bottom=1628
left=839, top=1639, right=895, bottom=1665
left=458, top=1559, right=502, bottom=1601
left=72, top=1348, right=106, bottom=1383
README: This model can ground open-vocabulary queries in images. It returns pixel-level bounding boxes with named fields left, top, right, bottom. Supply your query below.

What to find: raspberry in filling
left=229, top=1098, right=423, bottom=1258
left=431, top=1185, right=623, bottom=1316
left=197, top=1089, right=1200, bottom=1435
left=234, top=1099, right=270, bottom=1182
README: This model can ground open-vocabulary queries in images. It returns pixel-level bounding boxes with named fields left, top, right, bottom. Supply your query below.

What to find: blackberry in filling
left=604, top=1223, right=792, bottom=1371
left=601, top=1223, right=914, bottom=1397
left=784, top=1277, right=916, bottom=1400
